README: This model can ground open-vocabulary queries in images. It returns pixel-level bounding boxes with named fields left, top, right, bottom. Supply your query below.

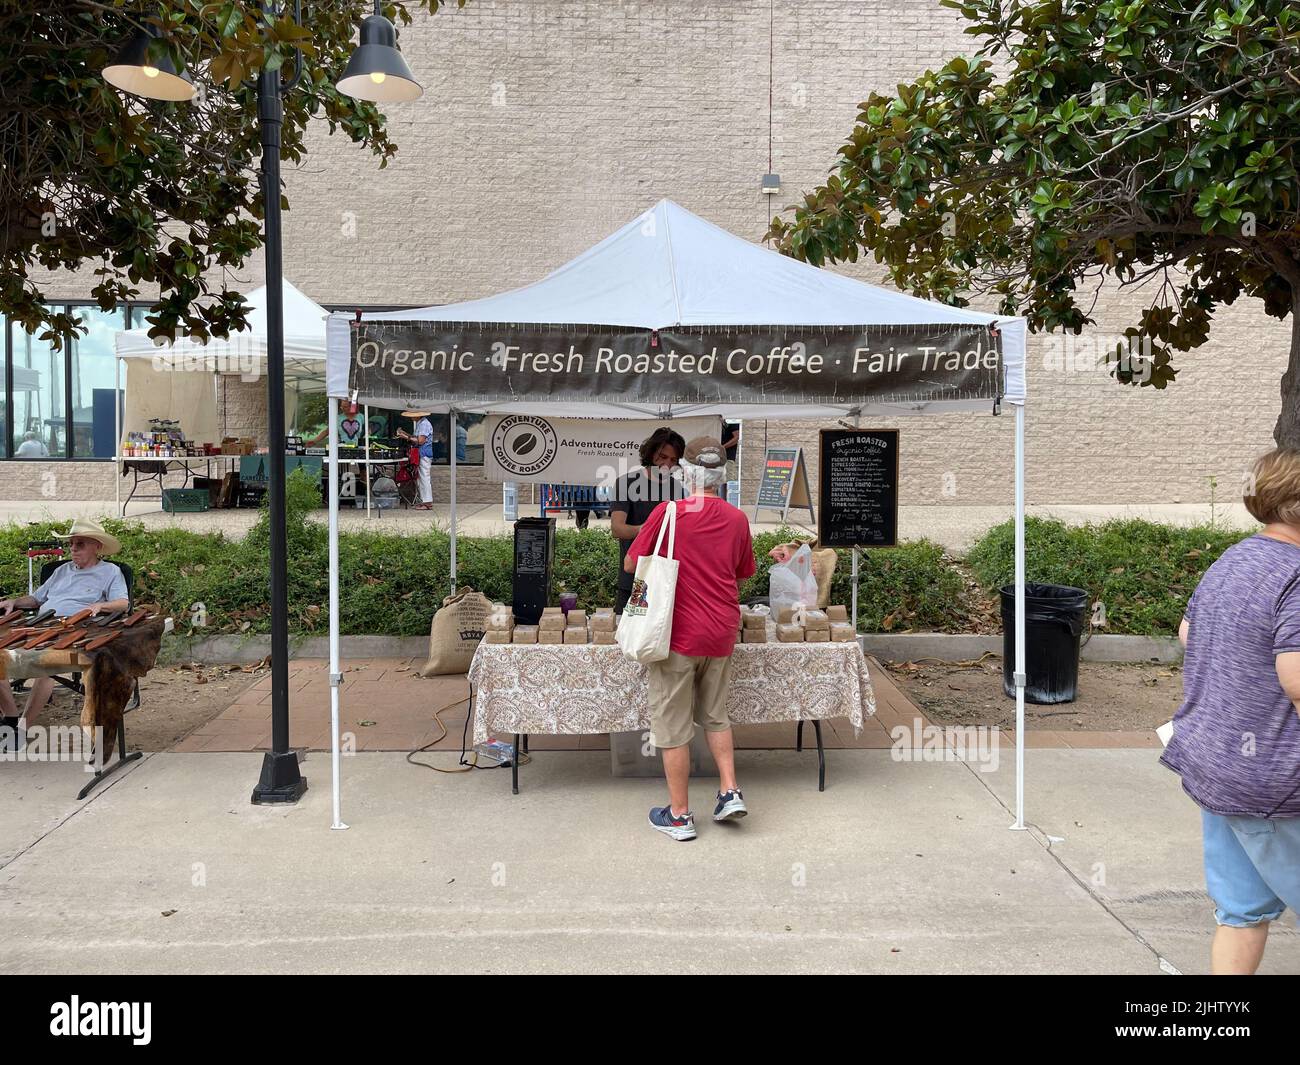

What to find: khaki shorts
left=646, top=650, right=734, bottom=749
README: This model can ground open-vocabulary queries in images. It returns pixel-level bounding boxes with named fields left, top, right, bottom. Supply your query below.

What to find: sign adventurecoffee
left=484, top=414, right=719, bottom=485
left=347, top=322, right=1002, bottom=409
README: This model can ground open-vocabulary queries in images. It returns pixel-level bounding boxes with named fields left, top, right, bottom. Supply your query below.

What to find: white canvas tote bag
left=616, top=501, right=679, bottom=663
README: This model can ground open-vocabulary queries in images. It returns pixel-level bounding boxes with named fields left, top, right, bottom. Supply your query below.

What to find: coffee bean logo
left=492, top=416, right=557, bottom=476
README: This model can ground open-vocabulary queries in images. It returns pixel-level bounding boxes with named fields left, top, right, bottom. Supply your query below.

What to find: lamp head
left=102, top=27, right=196, bottom=102
left=336, top=15, right=422, bottom=103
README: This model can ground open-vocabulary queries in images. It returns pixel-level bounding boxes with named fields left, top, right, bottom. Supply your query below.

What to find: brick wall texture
left=13, top=0, right=1288, bottom=507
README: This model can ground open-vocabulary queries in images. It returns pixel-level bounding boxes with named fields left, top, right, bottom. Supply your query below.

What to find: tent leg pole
left=851, top=410, right=860, bottom=632
left=450, top=410, right=458, bottom=593
left=364, top=403, right=371, bottom=518
left=1011, top=403, right=1026, bottom=831
left=328, top=396, right=347, bottom=830
left=851, top=549, right=859, bottom=630
left=114, top=356, right=121, bottom=516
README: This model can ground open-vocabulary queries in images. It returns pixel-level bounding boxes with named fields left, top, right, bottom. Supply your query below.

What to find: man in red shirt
left=625, top=436, right=756, bottom=841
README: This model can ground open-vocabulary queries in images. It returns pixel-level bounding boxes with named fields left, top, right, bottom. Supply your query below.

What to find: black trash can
left=999, top=583, right=1089, bottom=704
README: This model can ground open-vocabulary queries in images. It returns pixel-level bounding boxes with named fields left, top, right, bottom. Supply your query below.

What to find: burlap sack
left=770, top=540, right=839, bottom=607
left=419, top=588, right=493, bottom=676
left=810, top=548, right=837, bottom=607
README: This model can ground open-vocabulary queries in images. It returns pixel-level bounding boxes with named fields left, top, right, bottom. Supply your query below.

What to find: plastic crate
left=162, top=488, right=209, bottom=513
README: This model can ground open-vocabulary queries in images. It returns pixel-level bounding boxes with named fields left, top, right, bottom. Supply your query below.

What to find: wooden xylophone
left=0, top=606, right=158, bottom=655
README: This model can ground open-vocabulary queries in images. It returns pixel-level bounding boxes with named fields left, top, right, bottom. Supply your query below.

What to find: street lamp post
left=250, top=37, right=304, bottom=803
left=103, top=3, right=421, bottom=806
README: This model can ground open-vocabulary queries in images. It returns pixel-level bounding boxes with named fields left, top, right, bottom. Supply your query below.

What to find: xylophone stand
left=76, top=719, right=143, bottom=800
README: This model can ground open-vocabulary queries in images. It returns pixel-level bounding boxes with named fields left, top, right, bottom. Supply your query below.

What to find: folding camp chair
left=394, top=446, right=422, bottom=508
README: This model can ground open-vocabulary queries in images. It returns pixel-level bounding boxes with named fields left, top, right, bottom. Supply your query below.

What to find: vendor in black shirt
left=610, top=427, right=687, bottom=614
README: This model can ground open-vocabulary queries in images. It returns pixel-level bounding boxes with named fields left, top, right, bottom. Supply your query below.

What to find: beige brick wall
left=17, top=0, right=1288, bottom=507
left=0, top=462, right=118, bottom=502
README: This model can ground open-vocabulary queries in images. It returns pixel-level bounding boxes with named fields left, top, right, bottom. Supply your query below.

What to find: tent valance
left=326, top=200, right=1026, bottom=416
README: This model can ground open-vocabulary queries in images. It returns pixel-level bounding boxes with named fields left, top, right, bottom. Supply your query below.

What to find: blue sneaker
left=713, top=788, right=748, bottom=821
left=648, top=805, right=697, bottom=841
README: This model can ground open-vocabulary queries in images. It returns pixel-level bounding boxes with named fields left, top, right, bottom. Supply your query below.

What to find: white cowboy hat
left=400, top=409, right=433, bottom=418
left=56, top=518, right=121, bottom=557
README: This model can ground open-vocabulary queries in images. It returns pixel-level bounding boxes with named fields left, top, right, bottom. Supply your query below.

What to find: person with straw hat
left=0, top=519, right=130, bottom=736
left=395, top=409, right=435, bottom=509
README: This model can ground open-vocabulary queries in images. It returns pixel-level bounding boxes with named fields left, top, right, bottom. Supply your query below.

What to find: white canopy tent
left=112, top=280, right=332, bottom=508
left=116, top=277, right=331, bottom=379
left=323, top=199, right=1031, bottom=831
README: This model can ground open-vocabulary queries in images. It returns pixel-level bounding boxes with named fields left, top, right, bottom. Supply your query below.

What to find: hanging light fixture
left=336, top=6, right=423, bottom=103
left=102, top=25, right=196, bottom=102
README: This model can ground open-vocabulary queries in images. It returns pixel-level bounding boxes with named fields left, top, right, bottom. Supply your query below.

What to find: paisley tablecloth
left=468, top=641, right=876, bottom=745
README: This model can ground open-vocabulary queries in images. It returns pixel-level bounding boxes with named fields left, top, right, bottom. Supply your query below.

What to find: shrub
left=965, top=516, right=1251, bottom=635
left=5, top=508, right=1233, bottom=640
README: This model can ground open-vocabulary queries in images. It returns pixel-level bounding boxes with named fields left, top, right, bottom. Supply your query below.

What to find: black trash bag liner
left=999, top=583, right=1089, bottom=704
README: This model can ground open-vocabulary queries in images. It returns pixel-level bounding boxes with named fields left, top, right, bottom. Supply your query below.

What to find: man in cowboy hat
left=395, top=410, right=435, bottom=509
left=0, top=519, right=130, bottom=732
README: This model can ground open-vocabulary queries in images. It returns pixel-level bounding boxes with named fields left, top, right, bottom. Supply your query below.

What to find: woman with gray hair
left=624, top=436, right=757, bottom=841
left=1161, top=447, right=1300, bottom=973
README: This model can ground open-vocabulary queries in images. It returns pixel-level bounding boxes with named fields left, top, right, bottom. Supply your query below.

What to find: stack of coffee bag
left=483, top=602, right=515, bottom=644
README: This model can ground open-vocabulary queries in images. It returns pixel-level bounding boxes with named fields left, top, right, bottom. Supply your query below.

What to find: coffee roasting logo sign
left=482, top=414, right=719, bottom=485
left=491, top=415, right=559, bottom=477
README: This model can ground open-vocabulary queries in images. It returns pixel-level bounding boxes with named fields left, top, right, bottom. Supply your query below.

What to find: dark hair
left=639, top=427, right=686, bottom=467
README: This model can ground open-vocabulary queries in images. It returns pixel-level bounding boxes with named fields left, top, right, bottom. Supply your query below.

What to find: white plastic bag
left=768, top=543, right=819, bottom=617
left=616, top=502, right=679, bottom=663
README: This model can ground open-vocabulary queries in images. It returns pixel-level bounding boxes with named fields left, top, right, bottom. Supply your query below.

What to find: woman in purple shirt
left=1161, top=448, right=1300, bottom=974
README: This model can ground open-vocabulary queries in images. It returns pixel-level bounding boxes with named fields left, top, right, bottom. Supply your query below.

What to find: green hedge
left=1, top=485, right=1246, bottom=638
left=965, top=516, right=1251, bottom=635
left=1, top=470, right=973, bottom=636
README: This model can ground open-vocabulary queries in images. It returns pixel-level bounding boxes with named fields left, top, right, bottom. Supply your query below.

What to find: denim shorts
left=1202, top=809, right=1300, bottom=927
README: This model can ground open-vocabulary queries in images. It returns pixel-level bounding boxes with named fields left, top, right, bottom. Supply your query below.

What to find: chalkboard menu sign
left=757, top=447, right=798, bottom=507
left=754, top=446, right=814, bottom=521
left=817, top=430, right=899, bottom=548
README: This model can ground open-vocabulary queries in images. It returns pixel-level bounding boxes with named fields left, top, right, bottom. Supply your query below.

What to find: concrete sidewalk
left=2, top=748, right=1294, bottom=974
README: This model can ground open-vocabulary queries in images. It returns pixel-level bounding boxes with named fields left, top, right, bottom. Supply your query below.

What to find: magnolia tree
left=765, top=0, right=1300, bottom=446
left=1, top=1, right=458, bottom=349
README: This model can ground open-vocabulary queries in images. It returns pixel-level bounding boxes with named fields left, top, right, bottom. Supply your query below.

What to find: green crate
left=162, top=487, right=209, bottom=513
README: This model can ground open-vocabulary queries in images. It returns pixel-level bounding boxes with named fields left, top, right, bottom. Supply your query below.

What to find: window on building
left=10, top=314, right=64, bottom=458
left=3, top=302, right=148, bottom=460
left=427, top=413, right=484, bottom=466
left=69, top=306, right=127, bottom=458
